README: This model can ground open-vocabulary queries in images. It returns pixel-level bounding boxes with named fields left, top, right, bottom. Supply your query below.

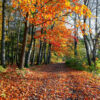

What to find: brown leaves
left=0, top=64, right=100, bottom=99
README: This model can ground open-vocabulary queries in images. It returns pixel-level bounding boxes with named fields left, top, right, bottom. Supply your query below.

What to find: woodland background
left=0, top=0, right=100, bottom=99
left=0, top=0, right=100, bottom=71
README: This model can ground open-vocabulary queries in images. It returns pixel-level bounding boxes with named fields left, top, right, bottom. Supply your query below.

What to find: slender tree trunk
left=31, top=39, right=36, bottom=65
left=83, top=0, right=91, bottom=66
left=83, top=18, right=91, bottom=66
left=37, top=40, right=43, bottom=65
left=44, top=41, right=47, bottom=64
left=16, top=20, right=21, bottom=64
left=83, top=35, right=91, bottom=66
left=83, top=17, right=91, bottom=66
left=11, top=32, right=14, bottom=64
left=46, top=23, right=54, bottom=64
left=40, top=42, right=44, bottom=64
left=37, top=28, right=44, bottom=65
left=8, top=41, right=10, bottom=64
left=7, top=16, right=10, bottom=64
left=92, top=0, right=98, bottom=65
left=25, top=26, right=35, bottom=67
left=74, top=13, right=78, bottom=56
left=47, top=43, right=51, bottom=64
left=89, top=18, right=93, bottom=55
left=1, top=0, right=6, bottom=67
left=19, top=13, right=28, bottom=69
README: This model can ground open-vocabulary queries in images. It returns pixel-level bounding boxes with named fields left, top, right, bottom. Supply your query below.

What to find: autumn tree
left=11, top=0, right=92, bottom=68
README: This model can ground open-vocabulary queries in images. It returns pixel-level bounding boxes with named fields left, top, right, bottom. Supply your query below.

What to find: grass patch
left=66, top=57, right=88, bottom=71
left=0, top=66, right=6, bottom=72
left=16, top=68, right=29, bottom=77
left=66, top=57, right=100, bottom=75
left=95, top=60, right=100, bottom=75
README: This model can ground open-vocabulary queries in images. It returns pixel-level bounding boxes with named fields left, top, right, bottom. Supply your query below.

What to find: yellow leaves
left=76, top=20, right=92, bottom=36
left=70, top=13, right=72, bottom=16
left=44, top=14, right=52, bottom=19
left=85, top=33, right=88, bottom=35
left=73, top=4, right=92, bottom=18
left=5, top=36, right=10, bottom=42
left=1, top=91, right=6, bottom=98
left=12, top=0, right=92, bottom=28
left=79, top=5, right=92, bottom=18
left=74, top=6, right=80, bottom=13
left=65, top=1, right=70, bottom=7
left=76, top=24, right=79, bottom=28
left=59, top=12, right=63, bottom=16
left=75, top=6, right=79, bottom=11
left=89, top=29, right=92, bottom=34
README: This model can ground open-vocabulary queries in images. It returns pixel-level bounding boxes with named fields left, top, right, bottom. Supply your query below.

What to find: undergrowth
left=66, top=57, right=100, bottom=75
left=0, top=66, right=6, bottom=72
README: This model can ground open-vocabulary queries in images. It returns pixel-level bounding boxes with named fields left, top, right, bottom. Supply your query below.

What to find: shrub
left=0, top=66, right=6, bottom=72
left=95, top=59, right=100, bottom=74
left=66, top=57, right=87, bottom=71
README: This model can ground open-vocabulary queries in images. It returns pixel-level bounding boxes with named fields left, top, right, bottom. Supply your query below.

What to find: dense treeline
left=0, top=0, right=55, bottom=68
left=0, top=0, right=100, bottom=71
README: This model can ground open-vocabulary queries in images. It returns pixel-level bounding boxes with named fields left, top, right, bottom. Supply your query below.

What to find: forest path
left=28, top=63, right=100, bottom=99
left=32, top=63, right=72, bottom=73
left=0, top=63, right=100, bottom=99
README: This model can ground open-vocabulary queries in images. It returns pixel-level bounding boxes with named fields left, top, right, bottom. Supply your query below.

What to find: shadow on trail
left=32, top=63, right=75, bottom=73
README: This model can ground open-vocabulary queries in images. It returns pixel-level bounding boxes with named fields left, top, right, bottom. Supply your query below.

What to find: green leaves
left=0, top=66, right=6, bottom=72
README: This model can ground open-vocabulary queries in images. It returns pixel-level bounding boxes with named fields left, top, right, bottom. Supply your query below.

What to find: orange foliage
left=12, top=0, right=92, bottom=26
left=0, top=64, right=100, bottom=99
left=11, top=0, right=92, bottom=55
left=43, top=22, right=74, bottom=55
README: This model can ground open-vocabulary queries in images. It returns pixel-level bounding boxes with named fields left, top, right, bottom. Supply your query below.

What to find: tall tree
left=83, top=0, right=91, bottom=66
left=92, top=0, right=98, bottom=65
left=74, top=13, right=78, bottom=56
left=19, top=13, right=29, bottom=69
left=25, top=26, right=36, bottom=67
left=1, top=0, right=6, bottom=67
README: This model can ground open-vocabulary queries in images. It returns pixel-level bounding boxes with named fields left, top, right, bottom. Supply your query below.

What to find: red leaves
left=0, top=64, right=100, bottom=99
left=12, top=0, right=92, bottom=27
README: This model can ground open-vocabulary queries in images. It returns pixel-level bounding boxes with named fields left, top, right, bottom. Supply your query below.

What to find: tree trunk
left=37, top=28, right=44, bottom=65
left=44, top=41, right=47, bottom=64
left=7, top=41, right=10, bottom=64
left=37, top=40, right=43, bottom=65
left=25, top=27, right=35, bottom=67
left=19, top=13, right=28, bottom=69
left=47, top=43, right=51, bottom=64
left=83, top=0, right=91, bottom=66
left=92, top=0, right=98, bottom=65
left=11, top=32, right=14, bottom=64
left=31, top=39, right=36, bottom=65
left=74, top=13, right=78, bottom=56
left=1, top=0, right=6, bottom=67
left=40, top=42, right=44, bottom=64
left=83, top=35, right=91, bottom=66
left=16, top=20, right=21, bottom=64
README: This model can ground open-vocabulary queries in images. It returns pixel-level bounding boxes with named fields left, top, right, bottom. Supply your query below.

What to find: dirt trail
left=34, top=63, right=72, bottom=72
left=0, top=63, right=100, bottom=99
left=28, top=63, right=100, bottom=100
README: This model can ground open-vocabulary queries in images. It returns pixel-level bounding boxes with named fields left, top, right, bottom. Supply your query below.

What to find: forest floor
left=0, top=63, right=100, bottom=100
